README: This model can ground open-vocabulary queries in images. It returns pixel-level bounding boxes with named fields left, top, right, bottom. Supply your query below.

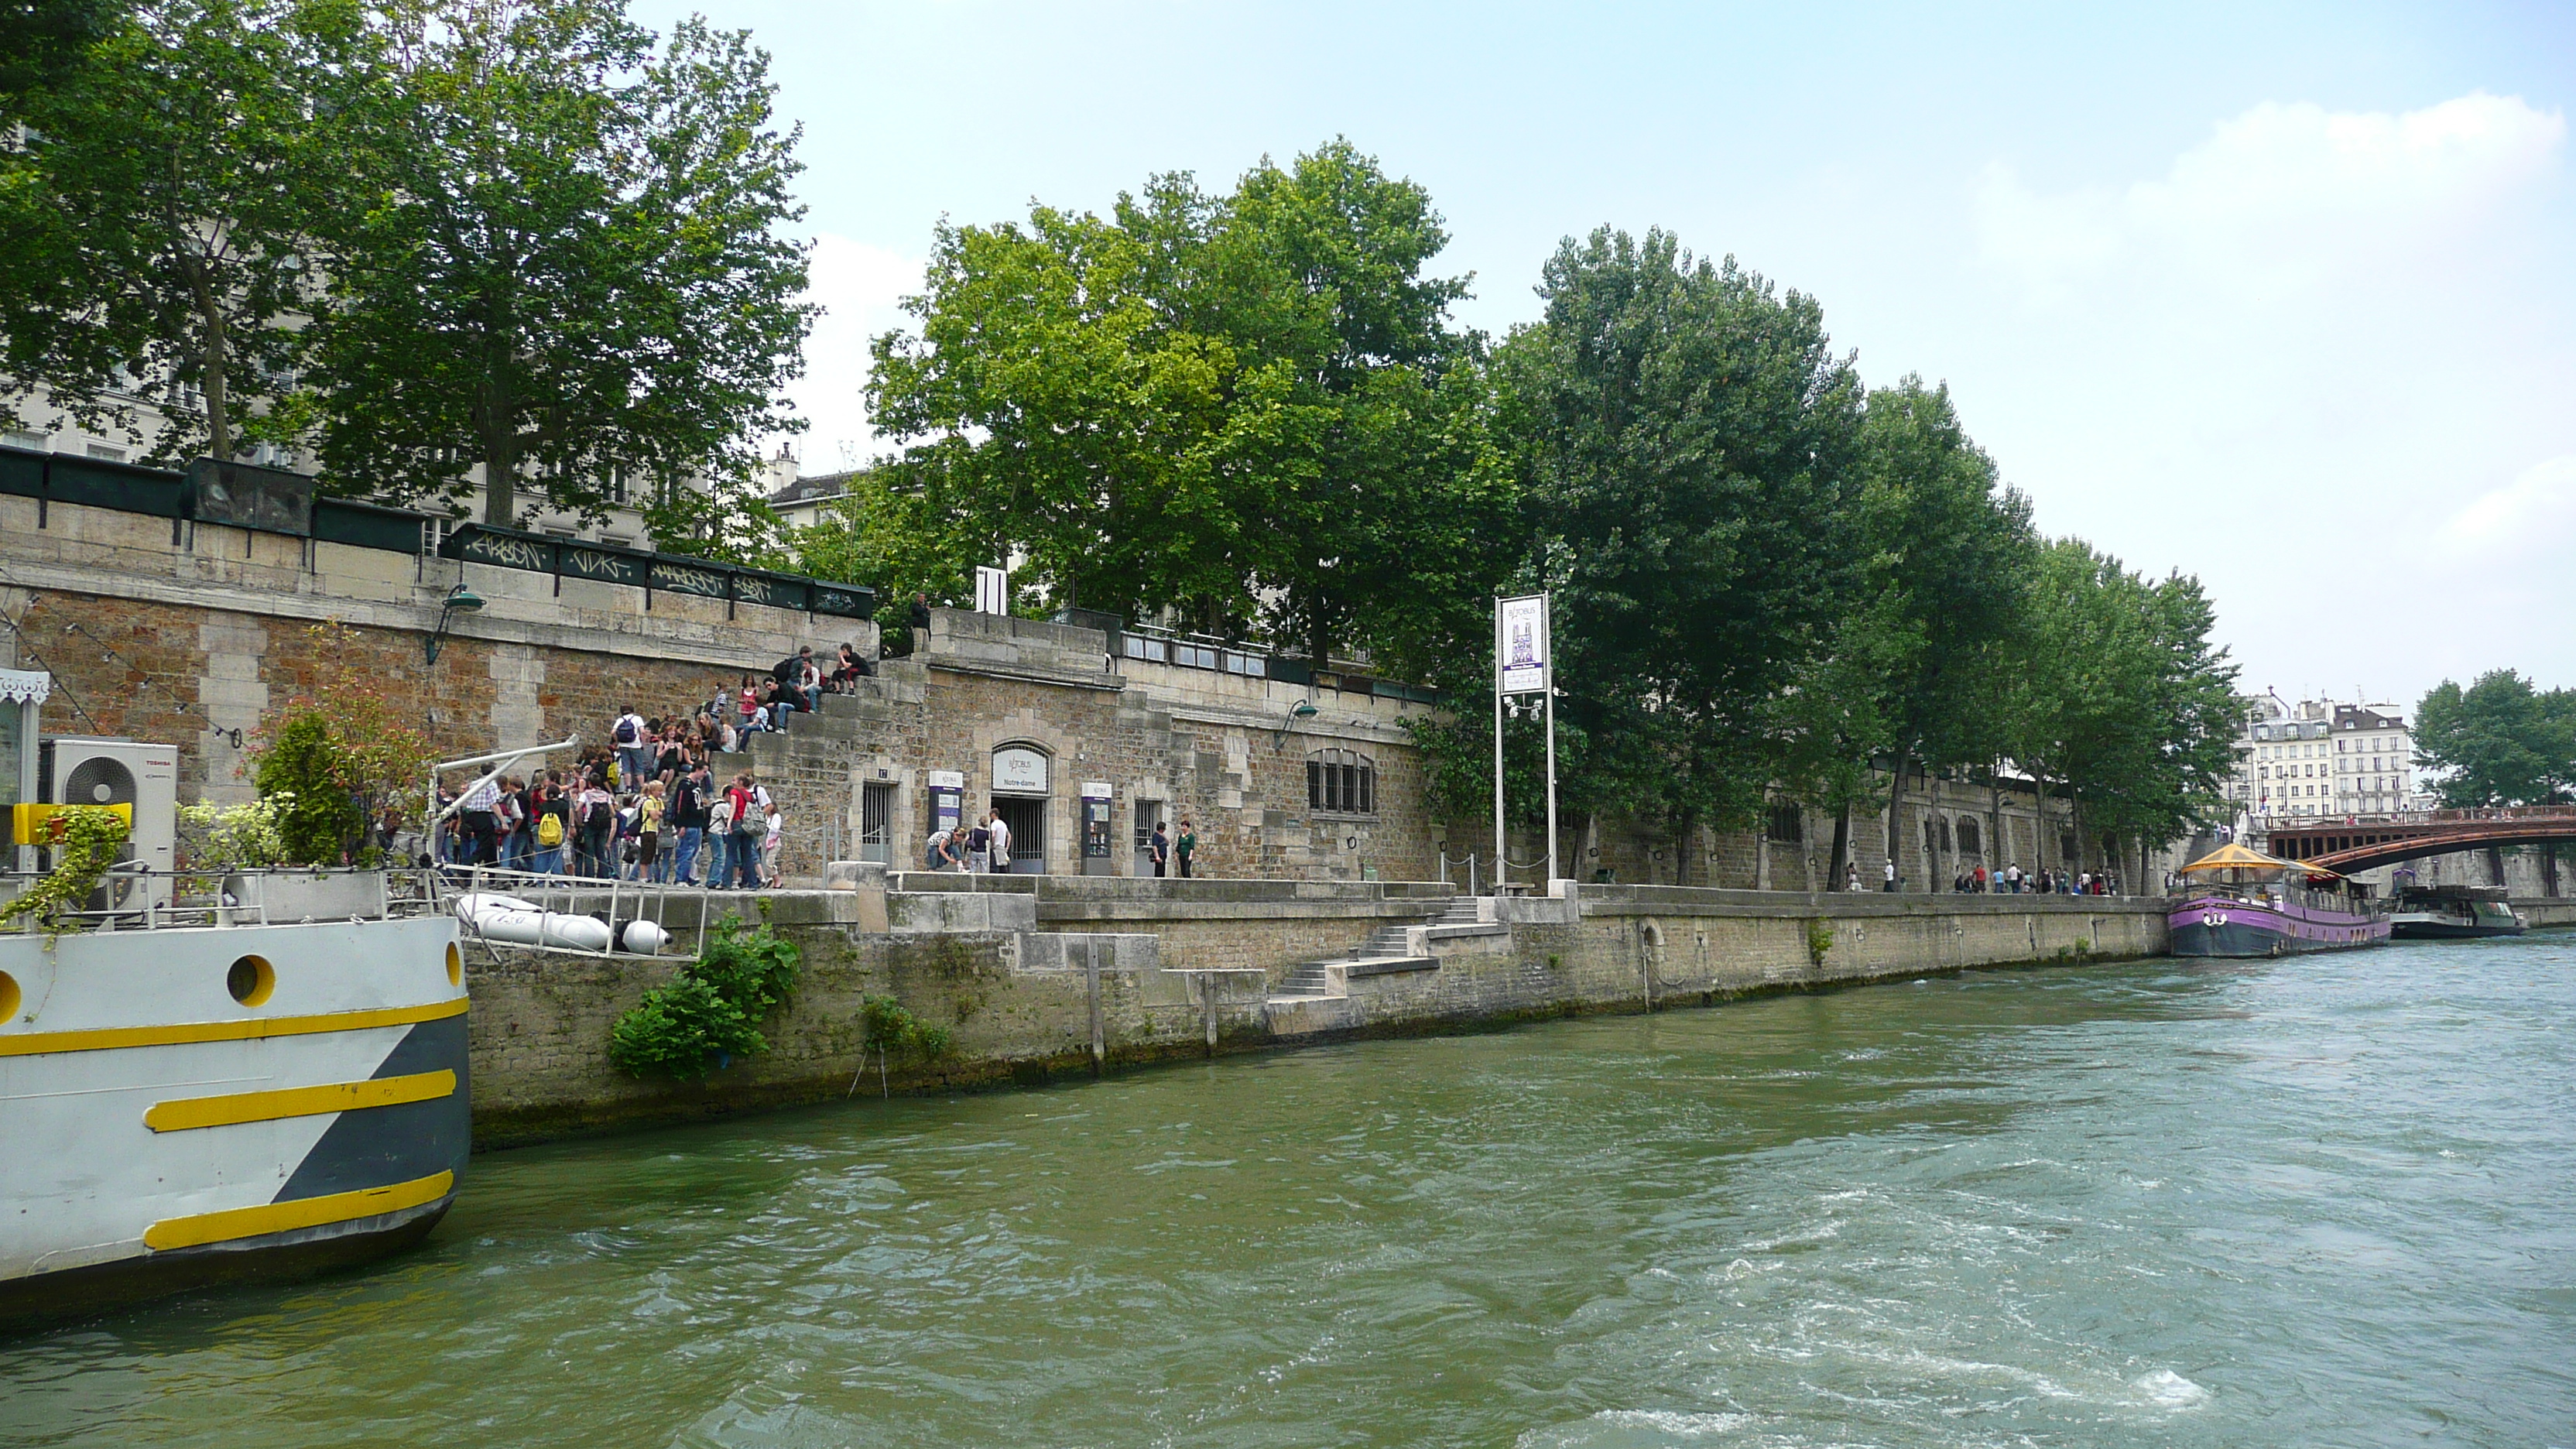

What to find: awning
left=2177, top=841, right=2336, bottom=877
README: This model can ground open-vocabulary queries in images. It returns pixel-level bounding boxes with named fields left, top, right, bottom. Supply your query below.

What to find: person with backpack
left=724, top=773, right=770, bottom=889
left=706, top=789, right=738, bottom=889
left=668, top=764, right=711, bottom=885
left=965, top=815, right=991, bottom=874
left=611, top=705, right=649, bottom=790
left=530, top=775, right=569, bottom=875
left=575, top=772, right=615, bottom=879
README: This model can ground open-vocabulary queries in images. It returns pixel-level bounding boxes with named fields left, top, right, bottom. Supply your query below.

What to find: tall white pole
left=1543, top=677, right=1559, bottom=888
left=1492, top=598, right=1505, bottom=894
left=1541, top=591, right=1558, bottom=887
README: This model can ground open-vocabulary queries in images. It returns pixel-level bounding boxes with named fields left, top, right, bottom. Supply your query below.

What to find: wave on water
left=2129, top=1369, right=2209, bottom=1410
left=1518, top=1408, right=1756, bottom=1446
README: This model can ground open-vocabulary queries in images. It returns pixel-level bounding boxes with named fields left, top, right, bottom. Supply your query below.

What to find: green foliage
left=860, top=994, right=952, bottom=1063
left=303, top=2, right=814, bottom=536
left=2, top=806, right=130, bottom=936
left=789, top=464, right=979, bottom=648
left=1805, top=919, right=1834, bottom=967
left=1484, top=228, right=1865, bottom=843
left=175, top=794, right=293, bottom=883
left=2001, top=539, right=2242, bottom=851
left=0, top=0, right=357, bottom=462
left=608, top=913, right=803, bottom=1080
left=253, top=712, right=362, bottom=865
left=2413, top=671, right=2575, bottom=807
left=865, top=139, right=1513, bottom=666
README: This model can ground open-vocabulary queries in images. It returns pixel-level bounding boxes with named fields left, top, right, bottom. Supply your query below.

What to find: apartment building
left=2223, top=693, right=2417, bottom=826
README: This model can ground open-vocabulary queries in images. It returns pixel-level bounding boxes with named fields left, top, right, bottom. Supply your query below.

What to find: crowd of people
left=431, top=643, right=878, bottom=889
left=1942, top=863, right=2119, bottom=895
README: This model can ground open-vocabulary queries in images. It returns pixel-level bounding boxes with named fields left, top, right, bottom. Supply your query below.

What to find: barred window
left=1307, top=748, right=1375, bottom=815
left=1957, top=817, right=1982, bottom=856
left=1765, top=804, right=1803, bottom=844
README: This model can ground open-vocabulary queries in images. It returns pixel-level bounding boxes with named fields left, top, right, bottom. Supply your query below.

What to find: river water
left=6, top=937, right=2574, bottom=1447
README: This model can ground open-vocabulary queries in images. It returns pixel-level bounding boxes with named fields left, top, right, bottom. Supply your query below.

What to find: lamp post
left=425, top=584, right=485, bottom=665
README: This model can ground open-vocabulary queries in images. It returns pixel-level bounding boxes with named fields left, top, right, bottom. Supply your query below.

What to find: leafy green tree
left=789, top=464, right=980, bottom=651
left=866, top=140, right=1512, bottom=667
left=1494, top=227, right=1865, bottom=867
left=307, top=1, right=814, bottom=535
left=2414, top=670, right=2575, bottom=807
left=867, top=203, right=1255, bottom=621
left=2004, top=539, right=2239, bottom=874
left=608, top=913, right=800, bottom=1079
left=0, top=0, right=355, bottom=463
left=0, top=0, right=120, bottom=117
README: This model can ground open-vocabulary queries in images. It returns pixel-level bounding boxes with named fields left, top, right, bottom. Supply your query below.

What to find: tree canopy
left=0, top=0, right=814, bottom=557
left=2414, top=671, right=2574, bottom=807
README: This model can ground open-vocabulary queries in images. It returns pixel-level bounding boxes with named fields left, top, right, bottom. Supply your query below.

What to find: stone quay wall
left=462, top=881, right=2170, bottom=1146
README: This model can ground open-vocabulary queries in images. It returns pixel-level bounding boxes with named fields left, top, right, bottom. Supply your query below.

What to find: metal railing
left=0, top=865, right=448, bottom=933
left=445, top=864, right=727, bottom=961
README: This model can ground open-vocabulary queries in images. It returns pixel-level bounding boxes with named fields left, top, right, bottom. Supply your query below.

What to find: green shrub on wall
left=608, top=913, right=803, bottom=1080
left=254, top=713, right=362, bottom=865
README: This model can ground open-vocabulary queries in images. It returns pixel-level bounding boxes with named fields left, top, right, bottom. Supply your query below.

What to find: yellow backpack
left=536, top=810, right=565, bottom=848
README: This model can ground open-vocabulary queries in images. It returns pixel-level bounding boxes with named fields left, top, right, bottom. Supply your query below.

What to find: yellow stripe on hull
left=143, top=1170, right=456, bottom=1252
left=143, top=1070, right=458, bottom=1132
left=0, top=996, right=466, bottom=1059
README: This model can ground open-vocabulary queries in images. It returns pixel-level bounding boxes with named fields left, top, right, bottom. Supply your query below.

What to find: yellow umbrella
left=2178, top=842, right=2311, bottom=875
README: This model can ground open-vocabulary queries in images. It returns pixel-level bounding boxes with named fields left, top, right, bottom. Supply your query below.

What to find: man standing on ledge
left=1176, top=818, right=1197, bottom=879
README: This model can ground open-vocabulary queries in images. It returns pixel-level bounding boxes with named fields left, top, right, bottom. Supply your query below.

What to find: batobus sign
left=1493, top=593, right=1558, bottom=886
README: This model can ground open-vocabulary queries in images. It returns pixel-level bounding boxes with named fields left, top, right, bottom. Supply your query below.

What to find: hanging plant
left=3, top=807, right=132, bottom=937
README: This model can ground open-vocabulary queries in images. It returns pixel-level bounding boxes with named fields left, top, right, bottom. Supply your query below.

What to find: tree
left=0, top=0, right=121, bottom=118
left=0, top=0, right=355, bottom=463
left=790, top=464, right=980, bottom=651
left=2414, top=671, right=2575, bottom=807
left=307, top=1, right=814, bottom=533
left=865, top=140, right=1511, bottom=661
left=2004, top=540, right=2239, bottom=873
left=868, top=203, right=1257, bottom=622
left=1494, top=228, right=1865, bottom=861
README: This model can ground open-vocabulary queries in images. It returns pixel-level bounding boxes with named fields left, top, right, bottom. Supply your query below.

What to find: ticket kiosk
left=1080, top=781, right=1115, bottom=875
left=927, top=769, right=964, bottom=862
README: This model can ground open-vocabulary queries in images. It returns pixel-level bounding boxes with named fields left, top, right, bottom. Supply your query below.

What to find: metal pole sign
left=1494, top=594, right=1559, bottom=892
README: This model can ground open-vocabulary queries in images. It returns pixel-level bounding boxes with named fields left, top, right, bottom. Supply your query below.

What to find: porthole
left=446, top=943, right=464, bottom=988
left=227, top=954, right=275, bottom=1009
left=0, top=970, right=18, bottom=1022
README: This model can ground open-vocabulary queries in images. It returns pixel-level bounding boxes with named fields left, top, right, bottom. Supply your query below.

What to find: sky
left=637, top=0, right=2576, bottom=715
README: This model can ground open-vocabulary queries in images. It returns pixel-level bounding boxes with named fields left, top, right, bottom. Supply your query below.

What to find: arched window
left=1307, top=748, right=1375, bottom=816
left=1957, top=817, right=1982, bottom=856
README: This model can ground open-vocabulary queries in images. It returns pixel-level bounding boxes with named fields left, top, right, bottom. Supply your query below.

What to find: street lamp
left=1273, top=698, right=1320, bottom=752
left=425, top=584, right=485, bottom=665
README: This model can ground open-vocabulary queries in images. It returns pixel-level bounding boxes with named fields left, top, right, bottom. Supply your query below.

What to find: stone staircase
left=1269, top=894, right=1484, bottom=1002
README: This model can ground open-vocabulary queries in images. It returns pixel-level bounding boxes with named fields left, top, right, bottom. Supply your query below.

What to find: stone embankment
left=464, top=878, right=2167, bottom=1146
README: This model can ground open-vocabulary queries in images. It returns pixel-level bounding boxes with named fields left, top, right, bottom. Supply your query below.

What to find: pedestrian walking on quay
left=1882, top=859, right=1897, bottom=892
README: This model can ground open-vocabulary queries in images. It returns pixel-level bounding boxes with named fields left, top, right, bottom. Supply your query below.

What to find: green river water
left=5, top=937, right=2574, bottom=1447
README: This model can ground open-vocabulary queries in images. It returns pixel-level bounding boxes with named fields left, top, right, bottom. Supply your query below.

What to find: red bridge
left=2265, top=807, right=2576, bottom=876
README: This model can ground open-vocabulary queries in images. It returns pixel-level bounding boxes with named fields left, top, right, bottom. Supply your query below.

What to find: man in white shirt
left=985, top=808, right=1012, bottom=872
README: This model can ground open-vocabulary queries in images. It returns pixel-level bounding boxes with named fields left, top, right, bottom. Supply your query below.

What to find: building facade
left=2225, top=693, right=2419, bottom=829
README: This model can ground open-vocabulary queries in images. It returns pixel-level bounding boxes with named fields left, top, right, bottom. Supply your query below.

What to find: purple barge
left=2167, top=841, right=2389, bottom=958
left=2166, top=892, right=2389, bottom=956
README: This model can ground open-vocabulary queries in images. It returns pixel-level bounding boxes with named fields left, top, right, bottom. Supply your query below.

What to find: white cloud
left=2435, top=454, right=2576, bottom=564
left=775, top=233, right=922, bottom=475
left=1947, top=92, right=2574, bottom=706
left=1975, top=94, right=2564, bottom=306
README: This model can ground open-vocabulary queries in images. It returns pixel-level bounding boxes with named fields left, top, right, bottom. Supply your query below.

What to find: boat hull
left=2167, top=896, right=2389, bottom=957
left=0, top=915, right=468, bottom=1332
left=2389, top=917, right=2526, bottom=940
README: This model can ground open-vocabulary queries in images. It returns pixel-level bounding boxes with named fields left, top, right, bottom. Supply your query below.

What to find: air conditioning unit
left=39, top=737, right=179, bottom=915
